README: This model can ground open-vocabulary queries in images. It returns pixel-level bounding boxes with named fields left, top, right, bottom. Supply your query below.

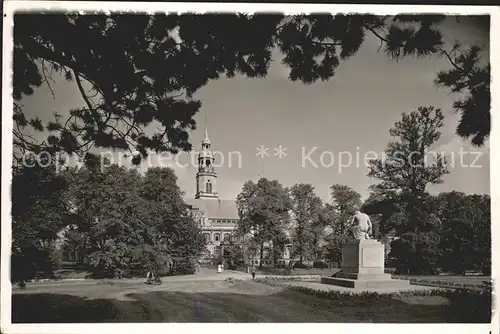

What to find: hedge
left=255, top=278, right=492, bottom=323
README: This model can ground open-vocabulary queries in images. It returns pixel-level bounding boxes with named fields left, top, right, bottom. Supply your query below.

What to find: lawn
left=11, top=279, right=490, bottom=323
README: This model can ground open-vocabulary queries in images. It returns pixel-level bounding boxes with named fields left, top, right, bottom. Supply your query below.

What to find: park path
left=11, top=268, right=253, bottom=298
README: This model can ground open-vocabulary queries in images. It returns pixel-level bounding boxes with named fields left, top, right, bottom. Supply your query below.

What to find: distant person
left=217, top=264, right=222, bottom=273
left=250, top=264, right=256, bottom=280
left=146, top=270, right=154, bottom=283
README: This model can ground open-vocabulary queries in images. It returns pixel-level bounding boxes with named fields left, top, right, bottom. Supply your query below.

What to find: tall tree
left=68, top=163, right=154, bottom=277
left=236, top=178, right=291, bottom=267
left=436, top=192, right=491, bottom=275
left=472, top=194, right=491, bottom=275
left=289, top=184, right=323, bottom=264
left=236, top=181, right=261, bottom=261
left=14, top=14, right=489, bottom=163
left=361, top=189, right=405, bottom=237
left=368, top=106, right=449, bottom=225
left=330, top=184, right=362, bottom=217
left=11, top=156, right=72, bottom=283
left=323, top=185, right=362, bottom=266
left=440, top=218, right=475, bottom=275
left=63, top=162, right=205, bottom=277
left=368, top=106, right=449, bottom=274
left=140, top=167, right=206, bottom=274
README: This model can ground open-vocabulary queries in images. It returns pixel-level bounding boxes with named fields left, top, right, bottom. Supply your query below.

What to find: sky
left=19, top=16, right=490, bottom=203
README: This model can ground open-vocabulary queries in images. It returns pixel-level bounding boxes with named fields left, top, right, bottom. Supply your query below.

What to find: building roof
left=185, top=198, right=239, bottom=220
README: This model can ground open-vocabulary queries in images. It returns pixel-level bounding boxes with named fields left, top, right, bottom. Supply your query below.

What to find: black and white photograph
left=1, top=1, right=497, bottom=332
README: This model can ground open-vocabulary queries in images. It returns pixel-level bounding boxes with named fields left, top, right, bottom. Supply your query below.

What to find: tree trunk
left=259, top=243, right=264, bottom=269
left=273, top=240, right=277, bottom=267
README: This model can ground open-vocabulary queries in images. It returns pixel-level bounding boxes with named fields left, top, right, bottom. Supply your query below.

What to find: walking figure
left=250, top=264, right=256, bottom=280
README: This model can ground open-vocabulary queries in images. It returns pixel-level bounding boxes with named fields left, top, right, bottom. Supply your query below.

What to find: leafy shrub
left=11, top=247, right=60, bottom=283
left=256, top=275, right=321, bottom=283
left=390, top=232, right=441, bottom=275
left=391, top=277, right=491, bottom=291
left=384, top=267, right=397, bottom=274
left=171, top=260, right=195, bottom=275
left=86, top=248, right=130, bottom=278
left=313, top=261, right=328, bottom=269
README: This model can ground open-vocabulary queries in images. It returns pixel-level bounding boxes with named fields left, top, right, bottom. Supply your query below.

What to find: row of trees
left=235, top=106, right=490, bottom=275
left=11, top=105, right=490, bottom=279
left=235, top=176, right=490, bottom=275
left=235, top=179, right=363, bottom=268
left=12, top=155, right=205, bottom=282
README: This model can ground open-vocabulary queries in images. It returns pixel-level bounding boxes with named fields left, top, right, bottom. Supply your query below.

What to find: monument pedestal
left=321, top=239, right=410, bottom=289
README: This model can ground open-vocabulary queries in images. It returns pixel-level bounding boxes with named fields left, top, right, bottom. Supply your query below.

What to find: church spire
left=195, top=115, right=218, bottom=199
left=202, top=116, right=210, bottom=145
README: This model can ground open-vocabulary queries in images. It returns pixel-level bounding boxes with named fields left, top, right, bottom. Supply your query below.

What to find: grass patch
left=256, top=278, right=492, bottom=323
left=12, top=278, right=492, bottom=323
left=12, top=294, right=118, bottom=322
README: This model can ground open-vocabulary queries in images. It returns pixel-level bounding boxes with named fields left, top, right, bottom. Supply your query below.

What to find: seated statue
left=349, top=210, right=372, bottom=240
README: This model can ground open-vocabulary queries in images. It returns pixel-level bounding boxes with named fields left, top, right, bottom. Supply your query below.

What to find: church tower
left=195, top=124, right=218, bottom=199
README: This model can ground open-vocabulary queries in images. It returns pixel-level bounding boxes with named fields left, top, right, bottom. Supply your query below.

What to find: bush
left=390, top=232, right=441, bottom=275
left=293, top=262, right=310, bottom=269
left=171, top=260, right=195, bottom=275
left=313, top=261, right=328, bottom=269
left=384, top=267, right=397, bottom=274
left=11, top=247, right=60, bottom=283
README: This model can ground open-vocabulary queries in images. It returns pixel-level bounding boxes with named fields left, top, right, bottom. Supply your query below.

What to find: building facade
left=184, top=126, right=241, bottom=261
left=185, top=127, right=292, bottom=265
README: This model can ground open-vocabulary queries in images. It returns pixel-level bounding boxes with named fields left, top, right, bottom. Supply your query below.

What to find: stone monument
left=321, top=211, right=410, bottom=289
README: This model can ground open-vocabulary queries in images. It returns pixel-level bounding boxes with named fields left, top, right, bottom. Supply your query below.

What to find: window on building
left=206, top=181, right=212, bottom=193
left=214, top=233, right=220, bottom=242
left=223, top=233, right=230, bottom=242
left=63, top=250, right=76, bottom=262
left=203, top=233, right=210, bottom=242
